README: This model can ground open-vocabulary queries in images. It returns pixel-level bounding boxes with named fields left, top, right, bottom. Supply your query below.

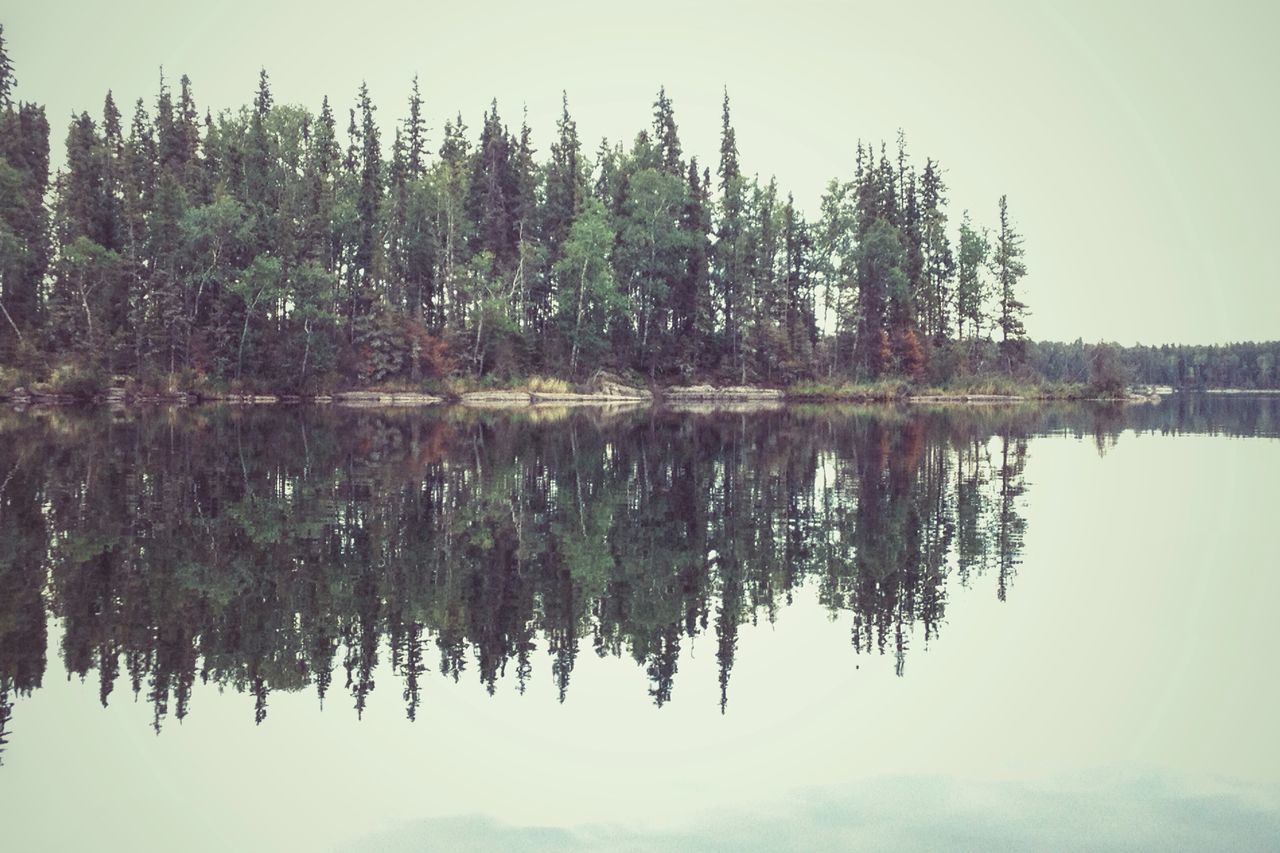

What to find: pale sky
left=4, top=0, right=1277, bottom=345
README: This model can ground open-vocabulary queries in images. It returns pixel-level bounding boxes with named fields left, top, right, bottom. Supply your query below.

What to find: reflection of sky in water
left=1, top=411, right=1277, bottom=851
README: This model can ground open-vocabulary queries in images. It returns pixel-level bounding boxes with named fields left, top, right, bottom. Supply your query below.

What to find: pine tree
left=671, top=158, right=711, bottom=375
left=435, top=114, right=471, bottom=328
left=781, top=193, right=815, bottom=374
left=511, top=111, right=541, bottom=341
left=352, top=82, right=382, bottom=316
left=652, top=86, right=682, bottom=176
left=714, top=89, right=747, bottom=379
left=465, top=100, right=517, bottom=272
left=993, top=195, right=1028, bottom=369
left=405, top=75, right=427, bottom=180
left=245, top=69, right=276, bottom=251
left=744, top=176, right=782, bottom=381
left=955, top=211, right=988, bottom=343
left=397, top=84, right=438, bottom=330
left=0, top=24, right=14, bottom=110
left=0, top=32, right=50, bottom=348
left=852, top=219, right=906, bottom=378
left=919, top=158, right=954, bottom=344
left=544, top=93, right=584, bottom=268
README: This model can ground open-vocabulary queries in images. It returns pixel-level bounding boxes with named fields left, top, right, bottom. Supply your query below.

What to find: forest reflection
left=0, top=395, right=1275, bottom=759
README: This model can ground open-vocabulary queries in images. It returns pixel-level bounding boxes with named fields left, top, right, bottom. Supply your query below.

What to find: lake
left=0, top=396, right=1277, bottom=851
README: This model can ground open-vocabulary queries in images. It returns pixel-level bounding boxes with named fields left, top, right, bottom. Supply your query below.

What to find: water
left=0, top=396, right=1277, bottom=851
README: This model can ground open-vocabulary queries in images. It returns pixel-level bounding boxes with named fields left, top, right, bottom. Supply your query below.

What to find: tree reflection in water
left=0, top=395, right=1273, bottom=759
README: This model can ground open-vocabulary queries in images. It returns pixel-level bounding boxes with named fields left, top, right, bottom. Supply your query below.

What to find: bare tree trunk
left=237, top=291, right=261, bottom=381
left=0, top=296, right=22, bottom=342
left=299, top=317, right=312, bottom=384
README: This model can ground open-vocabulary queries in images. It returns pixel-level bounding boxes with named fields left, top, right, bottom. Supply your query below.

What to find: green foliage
left=993, top=195, right=1028, bottom=366
left=554, top=199, right=621, bottom=374
left=40, top=362, right=106, bottom=398
left=0, top=28, right=1074, bottom=392
left=1087, top=342, right=1132, bottom=398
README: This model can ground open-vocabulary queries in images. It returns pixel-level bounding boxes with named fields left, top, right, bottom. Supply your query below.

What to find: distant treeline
left=1030, top=340, right=1280, bottom=391
left=0, top=25, right=1036, bottom=392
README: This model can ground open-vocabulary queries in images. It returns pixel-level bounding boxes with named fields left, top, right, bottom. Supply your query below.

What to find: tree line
left=1030, top=339, right=1280, bottom=391
left=0, top=25, right=1038, bottom=392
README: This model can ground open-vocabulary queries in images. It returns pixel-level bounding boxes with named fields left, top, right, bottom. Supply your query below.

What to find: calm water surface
left=0, top=396, right=1277, bottom=851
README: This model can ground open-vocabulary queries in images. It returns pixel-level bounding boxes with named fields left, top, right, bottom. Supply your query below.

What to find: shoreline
left=0, top=384, right=1185, bottom=409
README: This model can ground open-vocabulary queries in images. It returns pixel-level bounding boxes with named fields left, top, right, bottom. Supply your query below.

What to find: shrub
left=527, top=376, right=570, bottom=394
left=1088, top=343, right=1132, bottom=398
left=352, top=312, right=456, bottom=385
left=43, top=363, right=107, bottom=399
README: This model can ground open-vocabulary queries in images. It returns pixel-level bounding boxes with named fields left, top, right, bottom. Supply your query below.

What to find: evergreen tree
left=651, top=86, right=682, bottom=176
left=955, top=211, right=988, bottom=342
left=0, top=24, right=14, bottom=111
left=713, top=90, right=748, bottom=379
left=0, top=75, right=50, bottom=349
left=671, top=158, right=710, bottom=376
left=352, top=82, right=382, bottom=313
left=466, top=100, right=517, bottom=273
left=544, top=93, right=584, bottom=276
left=851, top=219, right=905, bottom=378
left=435, top=114, right=471, bottom=329
left=919, top=158, right=954, bottom=344
left=405, top=75, right=427, bottom=179
left=993, top=195, right=1028, bottom=368
left=781, top=193, right=815, bottom=374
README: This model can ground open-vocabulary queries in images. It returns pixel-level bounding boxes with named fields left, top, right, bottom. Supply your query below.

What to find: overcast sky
left=5, top=0, right=1276, bottom=345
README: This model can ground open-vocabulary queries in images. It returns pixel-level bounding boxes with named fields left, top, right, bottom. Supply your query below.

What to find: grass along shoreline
left=0, top=368, right=1167, bottom=407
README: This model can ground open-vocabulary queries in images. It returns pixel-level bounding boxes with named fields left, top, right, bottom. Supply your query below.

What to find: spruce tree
left=919, top=158, right=954, bottom=344
left=714, top=89, right=747, bottom=378
left=852, top=219, right=906, bottom=378
left=955, top=211, right=988, bottom=343
left=0, top=32, right=50, bottom=348
left=781, top=193, right=815, bottom=373
left=993, top=195, right=1028, bottom=369
left=652, top=86, right=682, bottom=177
left=544, top=93, right=584, bottom=268
left=0, top=24, right=14, bottom=110
left=353, top=82, right=382, bottom=313
left=405, top=75, right=427, bottom=180
left=435, top=114, right=471, bottom=328
left=672, top=158, right=710, bottom=375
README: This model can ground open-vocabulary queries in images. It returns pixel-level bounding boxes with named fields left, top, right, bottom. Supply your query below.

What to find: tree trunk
left=0, top=296, right=22, bottom=342
left=570, top=257, right=588, bottom=374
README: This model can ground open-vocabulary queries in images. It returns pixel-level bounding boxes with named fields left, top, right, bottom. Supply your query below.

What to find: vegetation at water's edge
left=785, top=376, right=1092, bottom=401
left=1, top=24, right=1276, bottom=405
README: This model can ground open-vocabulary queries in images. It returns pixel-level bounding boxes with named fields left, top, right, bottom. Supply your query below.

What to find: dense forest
left=1, top=26, right=1275, bottom=396
left=0, top=25, right=1037, bottom=393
